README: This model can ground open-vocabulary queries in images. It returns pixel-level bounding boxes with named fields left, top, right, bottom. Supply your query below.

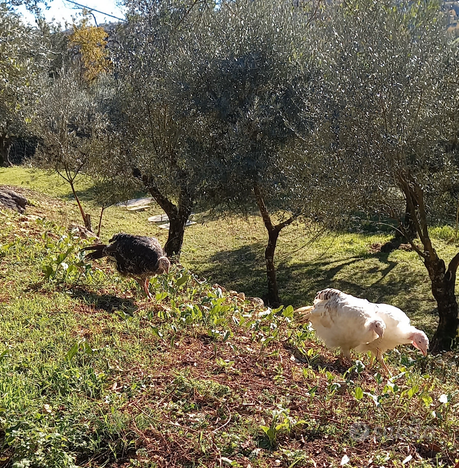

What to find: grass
left=0, top=166, right=458, bottom=467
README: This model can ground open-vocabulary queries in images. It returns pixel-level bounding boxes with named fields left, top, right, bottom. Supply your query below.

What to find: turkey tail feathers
left=293, top=305, right=314, bottom=324
left=81, top=244, right=107, bottom=260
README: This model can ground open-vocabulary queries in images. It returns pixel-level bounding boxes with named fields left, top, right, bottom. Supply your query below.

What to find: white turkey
left=355, top=301, right=429, bottom=374
left=82, top=233, right=170, bottom=298
left=294, top=288, right=386, bottom=360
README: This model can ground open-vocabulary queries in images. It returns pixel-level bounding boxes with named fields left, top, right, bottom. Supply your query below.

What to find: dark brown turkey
left=82, top=233, right=170, bottom=298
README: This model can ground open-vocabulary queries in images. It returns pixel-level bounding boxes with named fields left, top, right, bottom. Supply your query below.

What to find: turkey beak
left=413, top=341, right=428, bottom=356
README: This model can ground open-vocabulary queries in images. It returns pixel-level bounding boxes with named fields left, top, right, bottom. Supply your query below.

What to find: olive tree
left=0, top=5, right=47, bottom=166
left=105, top=0, right=319, bottom=301
left=302, top=0, right=459, bottom=351
left=102, top=0, right=218, bottom=260
left=32, top=69, right=109, bottom=231
left=181, top=0, right=316, bottom=305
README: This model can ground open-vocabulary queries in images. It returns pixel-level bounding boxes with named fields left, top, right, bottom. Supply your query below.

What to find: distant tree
left=303, top=0, right=459, bottom=351
left=32, top=69, right=108, bottom=231
left=68, top=20, right=112, bottom=83
left=0, top=5, right=46, bottom=166
left=10, top=0, right=45, bottom=17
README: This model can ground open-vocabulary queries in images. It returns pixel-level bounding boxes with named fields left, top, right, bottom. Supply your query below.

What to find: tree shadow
left=196, top=242, right=267, bottom=299
left=193, top=239, right=434, bottom=331
left=198, top=239, right=424, bottom=310
left=282, top=341, right=340, bottom=372
left=276, top=256, right=370, bottom=308
left=197, top=243, right=396, bottom=306
left=60, top=185, right=149, bottom=206
left=279, top=251, right=402, bottom=307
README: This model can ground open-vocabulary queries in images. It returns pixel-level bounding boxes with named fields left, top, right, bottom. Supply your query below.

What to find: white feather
left=295, top=288, right=386, bottom=358
left=295, top=288, right=429, bottom=373
left=355, top=302, right=429, bottom=359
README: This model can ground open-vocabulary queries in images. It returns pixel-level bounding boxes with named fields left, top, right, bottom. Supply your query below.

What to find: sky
left=16, top=0, right=126, bottom=27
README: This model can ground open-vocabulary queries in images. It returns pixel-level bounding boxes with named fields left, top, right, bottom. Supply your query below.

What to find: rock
left=0, top=188, right=27, bottom=213
left=148, top=214, right=169, bottom=223
left=248, top=297, right=265, bottom=307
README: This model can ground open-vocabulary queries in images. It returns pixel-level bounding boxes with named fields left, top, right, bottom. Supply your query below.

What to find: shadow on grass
left=198, top=241, right=428, bottom=312
left=59, top=186, right=98, bottom=204
left=196, top=243, right=267, bottom=300
left=60, top=185, right=150, bottom=206
left=70, top=286, right=137, bottom=315
left=283, top=341, right=340, bottom=372
left=279, top=252, right=402, bottom=306
left=196, top=243, right=398, bottom=305
left=197, top=246, right=395, bottom=306
left=192, top=237, right=436, bottom=332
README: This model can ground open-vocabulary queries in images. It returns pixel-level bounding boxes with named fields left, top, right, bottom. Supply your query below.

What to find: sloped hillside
left=0, top=186, right=458, bottom=468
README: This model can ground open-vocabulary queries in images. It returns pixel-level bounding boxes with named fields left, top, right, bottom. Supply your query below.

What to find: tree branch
left=253, top=181, right=274, bottom=233
left=447, top=251, right=459, bottom=280
left=142, top=174, right=177, bottom=217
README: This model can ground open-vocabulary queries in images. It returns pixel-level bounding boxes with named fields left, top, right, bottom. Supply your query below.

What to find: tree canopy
left=0, top=5, right=48, bottom=165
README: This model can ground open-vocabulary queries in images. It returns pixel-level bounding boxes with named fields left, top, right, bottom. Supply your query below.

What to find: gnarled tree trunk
left=394, top=198, right=418, bottom=243
left=425, top=253, right=459, bottom=353
left=162, top=198, right=193, bottom=260
left=0, top=136, right=12, bottom=168
left=398, top=173, right=459, bottom=353
left=143, top=175, right=193, bottom=261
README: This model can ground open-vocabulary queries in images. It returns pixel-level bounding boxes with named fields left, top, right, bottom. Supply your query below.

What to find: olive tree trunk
left=143, top=175, right=193, bottom=261
left=424, top=253, right=459, bottom=352
left=398, top=173, right=459, bottom=353
left=253, top=182, right=298, bottom=307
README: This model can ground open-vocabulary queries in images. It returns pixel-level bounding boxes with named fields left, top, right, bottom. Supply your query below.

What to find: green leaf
left=82, top=341, right=94, bottom=355
left=407, top=385, right=419, bottom=399
left=150, top=326, right=164, bottom=338
left=56, top=252, right=67, bottom=264
left=260, top=425, right=277, bottom=444
left=282, top=305, right=294, bottom=318
left=66, top=342, right=80, bottom=362
left=354, top=386, right=364, bottom=400
left=155, top=291, right=169, bottom=301
left=42, top=264, right=55, bottom=279
left=176, top=274, right=189, bottom=288
left=421, top=394, right=433, bottom=408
